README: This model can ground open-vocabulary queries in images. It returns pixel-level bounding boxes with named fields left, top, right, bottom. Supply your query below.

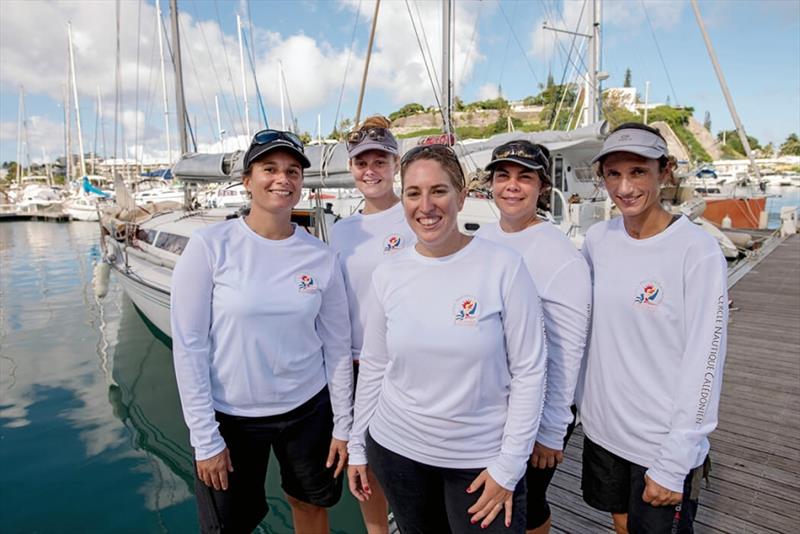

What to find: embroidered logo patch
left=383, top=234, right=403, bottom=254
left=297, top=273, right=316, bottom=293
left=454, top=296, right=479, bottom=325
left=634, top=281, right=662, bottom=306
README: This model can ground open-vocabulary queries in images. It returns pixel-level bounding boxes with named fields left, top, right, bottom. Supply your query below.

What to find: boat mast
left=215, top=94, right=224, bottom=145
left=16, top=87, right=23, bottom=184
left=237, top=13, right=251, bottom=138
left=590, top=0, right=602, bottom=124
left=156, top=0, right=172, bottom=164
left=354, top=0, right=381, bottom=127
left=279, top=62, right=286, bottom=130
left=441, top=0, right=454, bottom=137
left=170, top=0, right=188, bottom=156
left=67, top=22, right=87, bottom=178
left=690, top=0, right=761, bottom=181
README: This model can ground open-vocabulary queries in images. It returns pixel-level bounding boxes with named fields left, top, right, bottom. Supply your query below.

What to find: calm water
left=0, top=221, right=365, bottom=533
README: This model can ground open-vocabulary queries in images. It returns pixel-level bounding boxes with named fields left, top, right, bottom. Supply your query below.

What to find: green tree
left=298, top=131, right=312, bottom=144
left=717, top=129, right=761, bottom=156
left=779, top=133, right=800, bottom=156
left=328, top=118, right=354, bottom=140
left=388, top=103, right=425, bottom=122
left=703, top=111, right=711, bottom=132
left=647, top=105, right=711, bottom=162
left=454, top=96, right=466, bottom=112
left=623, top=68, right=632, bottom=88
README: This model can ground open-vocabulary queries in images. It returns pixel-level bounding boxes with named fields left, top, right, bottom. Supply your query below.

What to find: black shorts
left=194, top=387, right=342, bottom=533
left=525, top=405, right=577, bottom=529
left=581, top=436, right=706, bottom=534
left=367, top=432, right=527, bottom=534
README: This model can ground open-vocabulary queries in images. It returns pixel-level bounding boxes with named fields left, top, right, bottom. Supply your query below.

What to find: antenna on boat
left=690, top=0, right=761, bottom=182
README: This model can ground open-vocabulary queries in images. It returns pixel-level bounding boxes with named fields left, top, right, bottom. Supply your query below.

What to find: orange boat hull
left=703, top=197, right=767, bottom=229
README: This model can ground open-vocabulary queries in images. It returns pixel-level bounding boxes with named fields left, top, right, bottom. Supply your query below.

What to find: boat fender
left=94, top=262, right=111, bottom=299
left=721, top=214, right=732, bottom=229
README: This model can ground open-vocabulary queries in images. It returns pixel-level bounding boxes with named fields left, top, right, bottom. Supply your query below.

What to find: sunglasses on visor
left=346, top=127, right=393, bottom=149
left=250, top=129, right=305, bottom=151
left=492, top=143, right=549, bottom=170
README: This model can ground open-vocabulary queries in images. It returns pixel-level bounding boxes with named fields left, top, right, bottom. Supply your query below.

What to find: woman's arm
left=170, top=234, right=226, bottom=461
left=347, top=278, right=390, bottom=466
left=646, top=251, right=728, bottom=494
left=488, top=260, right=548, bottom=490
left=535, top=257, right=592, bottom=450
left=317, top=257, right=354, bottom=443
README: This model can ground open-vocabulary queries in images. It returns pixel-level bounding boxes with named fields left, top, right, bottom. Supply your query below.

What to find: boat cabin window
left=154, top=232, right=189, bottom=255
left=135, top=228, right=158, bottom=245
left=550, top=156, right=566, bottom=220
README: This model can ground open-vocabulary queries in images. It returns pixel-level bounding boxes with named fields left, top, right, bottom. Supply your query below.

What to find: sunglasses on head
left=346, top=127, right=393, bottom=149
left=250, top=129, right=305, bottom=151
left=492, top=143, right=549, bottom=169
left=400, top=143, right=458, bottom=165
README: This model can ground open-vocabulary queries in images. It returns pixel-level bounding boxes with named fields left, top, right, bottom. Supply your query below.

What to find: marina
left=1, top=0, right=799, bottom=532
left=1, top=213, right=798, bottom=533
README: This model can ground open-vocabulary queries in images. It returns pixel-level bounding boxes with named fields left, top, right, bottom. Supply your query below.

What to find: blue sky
left=1, top=0, right=798, bottom=166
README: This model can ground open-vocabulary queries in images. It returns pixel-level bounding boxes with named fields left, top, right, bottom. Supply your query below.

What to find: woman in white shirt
left=347, top=143, right=547, bottom=533
left=171, top=130, right=353, bottom=533
left=329, top=115, right=413, bottom=534
left=476, top=140, right=591, bottom=534
left=579, top=123, right=727, bottom=534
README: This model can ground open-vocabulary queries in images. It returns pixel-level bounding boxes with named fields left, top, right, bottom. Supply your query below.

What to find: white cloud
left=477, top=82, right=501, bottom=101
left=1, top=0, right=488, bottom=161
left=529, top=0, right=685, bottom=64
left=340, top=0, right=485, bottom=106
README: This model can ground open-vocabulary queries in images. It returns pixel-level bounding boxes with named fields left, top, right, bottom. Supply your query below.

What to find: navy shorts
left=193, top=387, right=342, bottom=533
left=525, top=405, right=577, bottom=529
left=581, top=436, right=706, bottom=534
left=367, top=432, right=527, bottom=534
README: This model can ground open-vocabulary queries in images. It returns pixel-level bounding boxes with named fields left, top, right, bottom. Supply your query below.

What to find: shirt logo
left=454, top=296, right=479, bottom=325
left=383, top=234, right=403, bottom=254
left=634, top=281, right=662, bottom=306
left=297, top=273, right=316, bottom=293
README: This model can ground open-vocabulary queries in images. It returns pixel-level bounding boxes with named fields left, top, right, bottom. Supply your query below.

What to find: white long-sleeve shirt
left=477, top=220, right=591, bottom=449
left=578, top=216, right=728, bottom=493
left=170, top=218, right=353, bottom=460
left=329, top=202, right=415, bottom=361
left=348, top=237, right=547, bottom=490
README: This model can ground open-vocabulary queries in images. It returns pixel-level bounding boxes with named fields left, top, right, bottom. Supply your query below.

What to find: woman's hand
left=196, top=448, right=234, bottom=491
left=530, top=441, right=564, bottom=469
left=642, top=474, right=683, bottom=506
left=466, top=469, right=514, bottom=529
left=347, top=464, right=373, bottom=502
left=326, top=437, right=348, bottom=478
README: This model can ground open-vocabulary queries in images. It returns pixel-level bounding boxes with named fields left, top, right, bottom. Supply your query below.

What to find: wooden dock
left=0, top=210, right=69, bottom=222
left=549, top=234, right=800, bottom=533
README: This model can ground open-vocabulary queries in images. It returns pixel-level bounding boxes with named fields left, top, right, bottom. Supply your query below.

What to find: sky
left=0, top=0, right=798, bottom=166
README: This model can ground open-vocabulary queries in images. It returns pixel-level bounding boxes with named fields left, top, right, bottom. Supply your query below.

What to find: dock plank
left=545, top=235, right=800, bottom=533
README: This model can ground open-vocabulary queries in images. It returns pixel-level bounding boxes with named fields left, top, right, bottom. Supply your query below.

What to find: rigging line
left=134, top=0, right=142, bottom=164
left=639, top=0, right=679, bottom=106
left=213, top=0, right=245, bottom=138
left=499, top=0, right=542, bottom=87
left=404, top=0, right=444, bottom=118
left=550, top=0, right=587, bottom=129
left=458, top=0, right=481, bottom=91
left=332, top=0, right=360, bottom=136
left=113, top=0, right=121, bottom=162
left=494, top=0, right=516, bottom=92
left=142, top=21, right=159, bottom=155
left=189, top=0, right=239, bottom=141
left=179, top=15, right=217, bottom=144
left=241, top=32, right=270, bottom=129
left=412, top=0, right=441, bottom=97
